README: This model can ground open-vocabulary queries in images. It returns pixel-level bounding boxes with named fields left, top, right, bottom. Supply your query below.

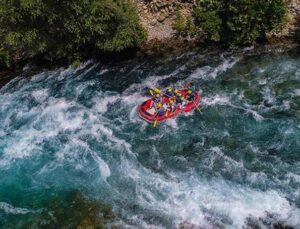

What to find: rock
left=150, top=19, right=158, bottom=26
left=157, top=14, right=166, bottom=22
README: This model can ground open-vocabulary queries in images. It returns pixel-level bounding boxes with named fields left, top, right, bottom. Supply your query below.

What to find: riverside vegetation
left=0, top=0, right=291, bottom=70
left=0, top=0, right=147, bottom=69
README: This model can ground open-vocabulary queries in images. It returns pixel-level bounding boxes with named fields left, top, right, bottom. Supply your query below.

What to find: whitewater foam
left=165, top=119, right=179, bottom=129
left=90, top=151, right=111, bottom=179
left=31, top=89, right=49, bottom=103
left=202, top=94, right=232, bottom=107
left=93, top=94, right=120, bottom=113
left=190, top=54, right=238, bottom=80
left=0, top=202, right=40, bottom=215
left=122, top=159, right=300, bottom=228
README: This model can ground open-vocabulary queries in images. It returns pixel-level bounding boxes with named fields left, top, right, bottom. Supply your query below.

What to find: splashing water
left=0, top=46, right=300, bottom=228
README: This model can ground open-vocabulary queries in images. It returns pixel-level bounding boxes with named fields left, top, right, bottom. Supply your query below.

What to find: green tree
left=0, top=0, right=147, bottom=66
left=193, top=0, right=288, bottom=46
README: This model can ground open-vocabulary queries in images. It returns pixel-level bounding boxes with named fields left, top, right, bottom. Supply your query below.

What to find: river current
left=0, top=45, right=299, bottom=228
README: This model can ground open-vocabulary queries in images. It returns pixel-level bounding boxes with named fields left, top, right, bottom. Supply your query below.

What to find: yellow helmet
left=168, top=88, right=172, bottom=92
left=156, top=93, right=160, bottom=97
left=181, top=96, right=185, bottom=100
left=175, top=89, right=178, bottom=93
left=154, top=88, right=161, bottom=94
left=188, top=90, right=192, bottom=94
left=157, top=103, right=162, bottom=108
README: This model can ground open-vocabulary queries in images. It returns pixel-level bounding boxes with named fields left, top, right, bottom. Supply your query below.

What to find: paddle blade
left=153, top=119, right=158, bottom=127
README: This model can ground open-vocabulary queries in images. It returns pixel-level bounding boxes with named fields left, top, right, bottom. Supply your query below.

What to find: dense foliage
left=193, top=0, right=288, bottom=46
left=0, top=0, right=147, bottom=67
left=0, top=48, right=10, bottom=68
left=172, top=9, right=197, bottom=38
left=191, top=0, right=288, bottom=46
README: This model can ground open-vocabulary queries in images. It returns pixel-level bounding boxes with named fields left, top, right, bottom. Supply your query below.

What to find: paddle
left=153, top=107, right=163, bottom=127
left=165, top=109, right=169, bottom=117
left=191, top=91, right=201, bottom=113
left=153, top=118, right=158, bottom=127
left=193, top=101, right=201, bottom=112
left=153, top=113, right=159, bottom=127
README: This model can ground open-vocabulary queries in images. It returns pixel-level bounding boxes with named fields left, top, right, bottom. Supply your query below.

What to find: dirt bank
left=134, top=0, right=195, bottom=41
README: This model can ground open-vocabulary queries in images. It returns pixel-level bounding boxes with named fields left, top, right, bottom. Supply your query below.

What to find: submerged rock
left=23, top=191, right=115, bottom=229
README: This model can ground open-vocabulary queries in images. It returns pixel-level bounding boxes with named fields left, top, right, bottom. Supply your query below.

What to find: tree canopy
left=193, top=0, right=288, bottom=46
left=0, top=0, right=147, bottom=67
left=172, top=0, right=288, bottom=46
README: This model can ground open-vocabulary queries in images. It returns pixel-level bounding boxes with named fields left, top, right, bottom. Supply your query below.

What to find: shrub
left=185, top=16, right=197, bottom=38
left=172, top=9, right=197, bottom=38
left=172, top=9, right=187, bottom=37
left=193, top=0, right=288, bottom=46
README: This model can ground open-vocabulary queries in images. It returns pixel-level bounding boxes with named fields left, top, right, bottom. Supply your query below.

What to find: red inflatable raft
left=138, top=89, right=200, bottom=124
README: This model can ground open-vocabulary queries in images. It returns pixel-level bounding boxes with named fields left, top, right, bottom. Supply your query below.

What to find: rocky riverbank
left=133, top=0, right=195, bottom=41
left=134, top=0, right=300, bottom=43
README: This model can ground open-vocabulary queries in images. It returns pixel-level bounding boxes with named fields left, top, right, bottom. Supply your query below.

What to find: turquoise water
left=0, top=46, right=299, bottom=228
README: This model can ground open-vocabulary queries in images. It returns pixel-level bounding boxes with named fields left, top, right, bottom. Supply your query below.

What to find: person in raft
left=156, top=102, right=166, bottom=116
left=180, top=95, right=187, bottom=109
left=165, top=87, right=175, bottom=97
left=167, top=97, right=177, bottom=113
left=151, top=83, right=196, bottom=114
left=175, top=90, right=187, bottom=108
left=153, top=91, right=162, bottom=106
left=187, top=89, right=195, bottom=101
left=174, top=89, right=182, bottom=103
left=188, top=83, right=196, bottom=100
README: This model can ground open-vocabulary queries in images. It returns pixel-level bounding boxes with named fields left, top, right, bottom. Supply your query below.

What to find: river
left=0, top=45, right=299, bottom=228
